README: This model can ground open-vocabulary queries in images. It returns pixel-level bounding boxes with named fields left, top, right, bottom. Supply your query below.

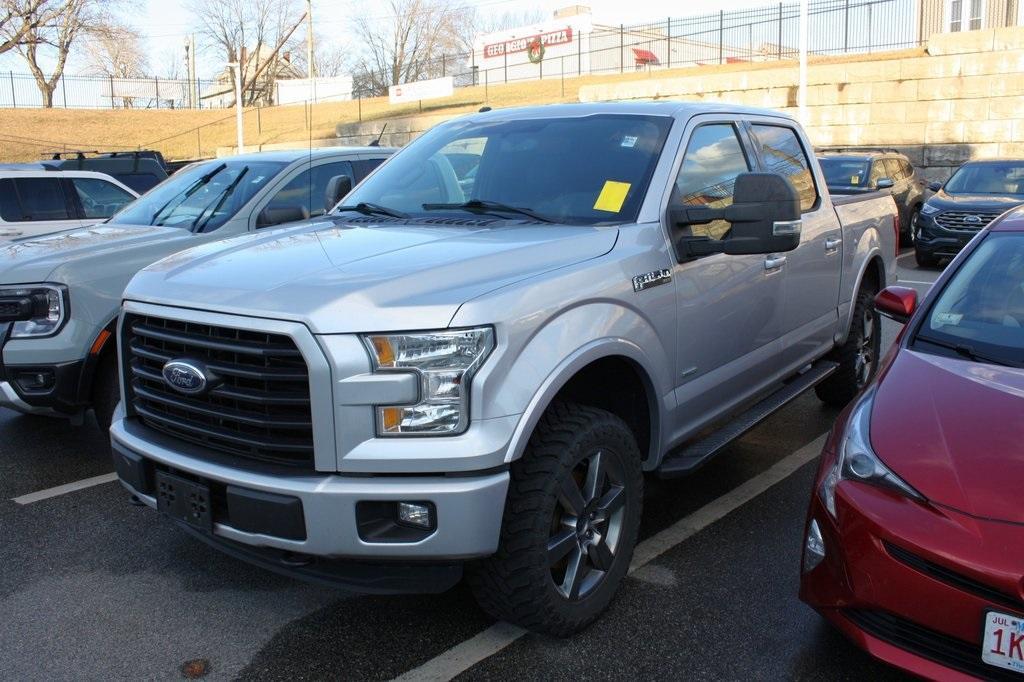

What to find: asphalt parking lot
left=0, top=250, right=939, bottom=681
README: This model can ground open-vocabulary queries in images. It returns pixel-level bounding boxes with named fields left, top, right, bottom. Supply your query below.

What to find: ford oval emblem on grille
left=162, top=360, right=209, bottom=395
left=965, top=215, right=983, bottom=224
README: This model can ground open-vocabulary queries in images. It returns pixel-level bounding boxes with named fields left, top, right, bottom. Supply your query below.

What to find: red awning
left=632, top=48, right=660, bottom=65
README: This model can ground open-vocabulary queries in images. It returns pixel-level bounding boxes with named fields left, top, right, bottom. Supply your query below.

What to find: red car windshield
left=914, top=232, right=1024, bottom=368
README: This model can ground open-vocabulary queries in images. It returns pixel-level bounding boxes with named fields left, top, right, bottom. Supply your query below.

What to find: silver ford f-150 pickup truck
left=111, top=102, right=897, bottom=635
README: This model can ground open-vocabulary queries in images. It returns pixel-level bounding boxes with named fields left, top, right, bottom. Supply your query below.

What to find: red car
left=800, top=205, right=1024, bottom=680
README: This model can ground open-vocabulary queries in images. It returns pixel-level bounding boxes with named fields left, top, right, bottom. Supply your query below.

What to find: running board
left=656, top=361, right=838, bottom=479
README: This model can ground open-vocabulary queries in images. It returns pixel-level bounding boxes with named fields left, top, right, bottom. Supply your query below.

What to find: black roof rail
left=816, top=146, right=904, bottom=155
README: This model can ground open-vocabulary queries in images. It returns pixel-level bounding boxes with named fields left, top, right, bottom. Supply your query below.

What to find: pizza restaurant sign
left=484, top=28, right=574, bottom=59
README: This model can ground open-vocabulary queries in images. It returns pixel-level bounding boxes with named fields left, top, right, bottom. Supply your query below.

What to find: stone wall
left=578, top=26, right=1024, bottom=181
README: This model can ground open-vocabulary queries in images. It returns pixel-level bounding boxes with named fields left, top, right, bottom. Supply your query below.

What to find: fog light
left=397, top=502, right=434, bottom=529
left=14, top=369, right=55, bottom=392
left=803, top=518, right=826, bottom=572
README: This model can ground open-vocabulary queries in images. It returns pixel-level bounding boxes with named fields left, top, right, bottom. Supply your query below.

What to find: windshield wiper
left=151, top=163, right=227, bottom=226
left=915, top=333, right=1016, bottom=367
left=193, top=167, right=248, bottom=232
left=422, top=199, right=555, bottom=224
left=334, top=202, right=408, bottom=219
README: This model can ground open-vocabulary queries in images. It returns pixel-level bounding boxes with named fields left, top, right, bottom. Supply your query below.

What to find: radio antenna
left=369, top=123, right=387, bottom=147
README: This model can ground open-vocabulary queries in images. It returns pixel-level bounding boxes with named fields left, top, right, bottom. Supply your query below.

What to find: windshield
left=108, top=160, right=286, bottom=231
left=914, top=232, right=1024, bottom=367
left=341, top=113, right=673, bottom=225
left=818, top=158, right=869, bottom=190
left=944, top=162, right=1024, bottom=196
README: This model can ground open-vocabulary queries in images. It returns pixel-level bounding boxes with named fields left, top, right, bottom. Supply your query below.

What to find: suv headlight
left=362, top=327, right=494, bottom=436
left=920, top=203, right=940, bottom=216
left=819, top=390, right=924, bottom=518
left=0, top=284, right=69, bottom=338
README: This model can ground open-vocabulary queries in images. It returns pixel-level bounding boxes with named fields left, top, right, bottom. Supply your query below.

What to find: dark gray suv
left=818, top=149, right=927, bottom=245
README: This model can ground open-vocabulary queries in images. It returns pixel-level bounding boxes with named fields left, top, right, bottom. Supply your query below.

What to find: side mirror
left=876, top=177, right=894, bottom=190
left=256, top=205, right=309, bottom=228
left=324, top=175, right=353, bottom=211
left=672, top=172, right=803, bottom=258
left=927, top=181, right=942, bottom=192
left=875, top=286, right=918, bottom=324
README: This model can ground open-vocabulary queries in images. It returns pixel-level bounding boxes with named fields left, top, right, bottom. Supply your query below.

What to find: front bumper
left=914, top=216, right=980, bottom=259
left=800, top=465, right=1024, bottom=679
left=0, top=359, right=88, bottom=416
left=111, top=415, right=510, bottom=563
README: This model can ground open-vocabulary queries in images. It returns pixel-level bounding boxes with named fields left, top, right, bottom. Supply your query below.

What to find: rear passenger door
left=0, top=177, right=84, bottom=238
left=749, top=122, right=841, bottom=368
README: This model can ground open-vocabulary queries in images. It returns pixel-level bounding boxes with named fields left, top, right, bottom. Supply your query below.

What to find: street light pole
left=306, top=0, right=315, bottom=79
left=798, top=0, right=808, bottom=124
left=227, top=61, right=244, bottom=154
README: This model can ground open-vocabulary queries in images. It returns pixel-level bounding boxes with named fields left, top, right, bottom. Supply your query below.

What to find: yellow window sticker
left=850, top=175, right=860, bottom=185
left=594, top=181, right=631, bottom=213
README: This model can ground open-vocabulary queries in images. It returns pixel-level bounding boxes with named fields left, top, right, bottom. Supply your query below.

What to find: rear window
left=914, top=232, right=1024, bottom=368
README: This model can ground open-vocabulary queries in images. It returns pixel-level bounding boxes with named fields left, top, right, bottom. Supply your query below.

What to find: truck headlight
left=819, top=390, right=924, bottom=518
left=362, top=327, right=494, bottom=436
left=0, top=284, right=69, bottom=338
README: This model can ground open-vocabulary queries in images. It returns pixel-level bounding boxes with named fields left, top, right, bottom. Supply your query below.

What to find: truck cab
left=109, top=103, right=897, bottom=636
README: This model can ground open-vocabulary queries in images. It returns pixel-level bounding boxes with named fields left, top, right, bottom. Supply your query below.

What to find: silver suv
left=111, top=103, right=898, bottom=635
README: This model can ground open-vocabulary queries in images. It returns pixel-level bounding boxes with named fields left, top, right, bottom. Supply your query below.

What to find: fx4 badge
left=632, top=269, right=672, bottom=292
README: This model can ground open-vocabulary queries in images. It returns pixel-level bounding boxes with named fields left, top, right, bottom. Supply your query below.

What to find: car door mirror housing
left=874, top=285, right=918, bottom=324
left=876, top=177, right=894, bottom=190
left=672, top=172, right=803, bottom=258
left=927, top=181, right=942, bottom=192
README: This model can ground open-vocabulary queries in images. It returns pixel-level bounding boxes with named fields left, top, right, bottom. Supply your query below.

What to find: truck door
left=667, top=120, right=786, bottom=439
left=749, top=123, right=842, bottom=368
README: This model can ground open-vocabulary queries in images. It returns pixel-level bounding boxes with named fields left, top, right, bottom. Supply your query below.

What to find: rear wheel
left=815, top=284, right=881, bottom=407
left=92, top=351, right=119, bottom=432
left=468, top=402, right=643, bottom=637
left=902, top=207, right=920, bottom=247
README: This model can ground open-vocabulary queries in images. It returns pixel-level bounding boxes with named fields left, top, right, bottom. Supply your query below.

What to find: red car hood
left=872, top=349, right=1024, bottom=523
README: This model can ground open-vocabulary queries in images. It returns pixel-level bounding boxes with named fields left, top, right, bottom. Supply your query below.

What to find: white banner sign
left=389, top=76, right=454, bottom=104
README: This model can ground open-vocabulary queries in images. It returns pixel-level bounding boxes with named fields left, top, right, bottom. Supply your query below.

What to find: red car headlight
left=818, top=390, right=925, bottom=518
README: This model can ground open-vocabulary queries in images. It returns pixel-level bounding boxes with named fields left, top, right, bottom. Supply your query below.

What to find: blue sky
left=0, top=0, right=767, bottom=77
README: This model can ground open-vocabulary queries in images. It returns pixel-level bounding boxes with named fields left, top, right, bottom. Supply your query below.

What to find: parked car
left=0, top=146, right=393, bottom=430
left=0, top=167, right=138, bottom=241
left=818, top=149, right=926, bottom=246
left=40, top=151, right=170, bottom=193
left=800, top=204, right=1024, bottom=678
left=108, top=102, right=898, bottom=635
left=914, top=159, right=1024, bottom=268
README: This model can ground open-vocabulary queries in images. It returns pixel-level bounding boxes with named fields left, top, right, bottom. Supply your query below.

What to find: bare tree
left=82, top=20, right=148, bottom=79
left=349, top=0, right=470, bottom=96
left=0, top=0, right=46, bottom=55
left=188, top=0, right=306, bottom=106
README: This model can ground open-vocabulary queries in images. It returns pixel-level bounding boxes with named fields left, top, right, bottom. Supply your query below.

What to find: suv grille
left=123, top=314, right=314, bottom=468
left=934, top=211, right=1001, bottom=231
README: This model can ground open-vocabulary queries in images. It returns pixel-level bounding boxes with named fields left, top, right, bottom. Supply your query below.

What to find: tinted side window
left=751, top=124, right=817, bottom=211
left=352, top=158, right=386, bottom=183
left=884, top=158, right=903, bottom=182
left=674, top=124, right=751, bottom=240
left=0, top=179, right=21, bottom=221
left=13, top=178, right=72, bottom=221
left=262, top=161, right=355, bottom=227
left=72, top=178, right=136, bottom=219
left=901, top=159, right=914, bottom=179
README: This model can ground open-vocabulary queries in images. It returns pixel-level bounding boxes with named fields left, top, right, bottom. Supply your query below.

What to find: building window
left=950, top=0, right=984, bottom=31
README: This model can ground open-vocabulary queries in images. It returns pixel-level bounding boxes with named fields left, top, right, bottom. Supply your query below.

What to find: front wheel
left=815, top=285, right=881, bottom=407
left=902, top=207, right=920, bottom=247
left=468, top=402, right=643, bottom=637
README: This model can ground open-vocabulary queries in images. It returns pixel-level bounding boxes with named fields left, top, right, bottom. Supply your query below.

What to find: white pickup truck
left=110, top=103, right=898, bottom=635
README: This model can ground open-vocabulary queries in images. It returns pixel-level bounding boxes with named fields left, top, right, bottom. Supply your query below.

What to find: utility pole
left=185, top=34, right=197, bottom=109
left=227, top=61, right=244, bottom=154
left=798, top=0, right=808, bottom=124
left=306, top=0, right=315, bottom=79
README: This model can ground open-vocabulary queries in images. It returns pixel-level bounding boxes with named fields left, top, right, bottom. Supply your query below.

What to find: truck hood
left=927, top=191, right=1024, bottom=214
left=127, top=219, right=619, bottom=333
left=871, top=349, right=1024, bottom=523
left=0, top=223, right=190, bottom=284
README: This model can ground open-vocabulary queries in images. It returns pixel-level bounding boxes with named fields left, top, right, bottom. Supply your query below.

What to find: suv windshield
left=108, top=160, right=285, bottom=231
left=341, top=113, right=673, bottom=225
left=944, top=162, right=1024, bottom=196
left=914, top=232, right=1024, bottom=367
left=818, top=157, right=869, bottom=190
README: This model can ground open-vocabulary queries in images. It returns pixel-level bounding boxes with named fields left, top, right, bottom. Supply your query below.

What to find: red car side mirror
left=875, top=286, right=918, bottom=324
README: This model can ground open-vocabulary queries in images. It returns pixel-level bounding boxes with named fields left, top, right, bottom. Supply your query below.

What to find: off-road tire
left=815, top=284, right=881, bottom=407
left=92, top=351, right=119, bottom=432
left=468, top=402, right=643, bottom=637
left=902, top=207, right=920, bottom=247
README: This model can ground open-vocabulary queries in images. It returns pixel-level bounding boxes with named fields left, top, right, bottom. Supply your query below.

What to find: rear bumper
left=800, top=466, right=1024, bottom=680
left=111, top=414, right=510, bottom=564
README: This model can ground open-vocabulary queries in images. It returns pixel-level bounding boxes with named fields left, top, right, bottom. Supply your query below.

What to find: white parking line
left=897, top=251, right=916, bottom=262
left=392, top=431, right=829, bottom=682
left=899, top=279, right=935, bottom=286
left=12, top=472, right=119, bottom=505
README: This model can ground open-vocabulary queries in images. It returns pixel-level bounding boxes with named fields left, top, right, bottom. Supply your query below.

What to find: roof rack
left=816, top=146, right=904, bottom=155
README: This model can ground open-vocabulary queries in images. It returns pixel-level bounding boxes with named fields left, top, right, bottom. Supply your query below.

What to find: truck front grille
left=123, top=314, right=314, bottom=469
left=934, top=211, right=1001, bottom=231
